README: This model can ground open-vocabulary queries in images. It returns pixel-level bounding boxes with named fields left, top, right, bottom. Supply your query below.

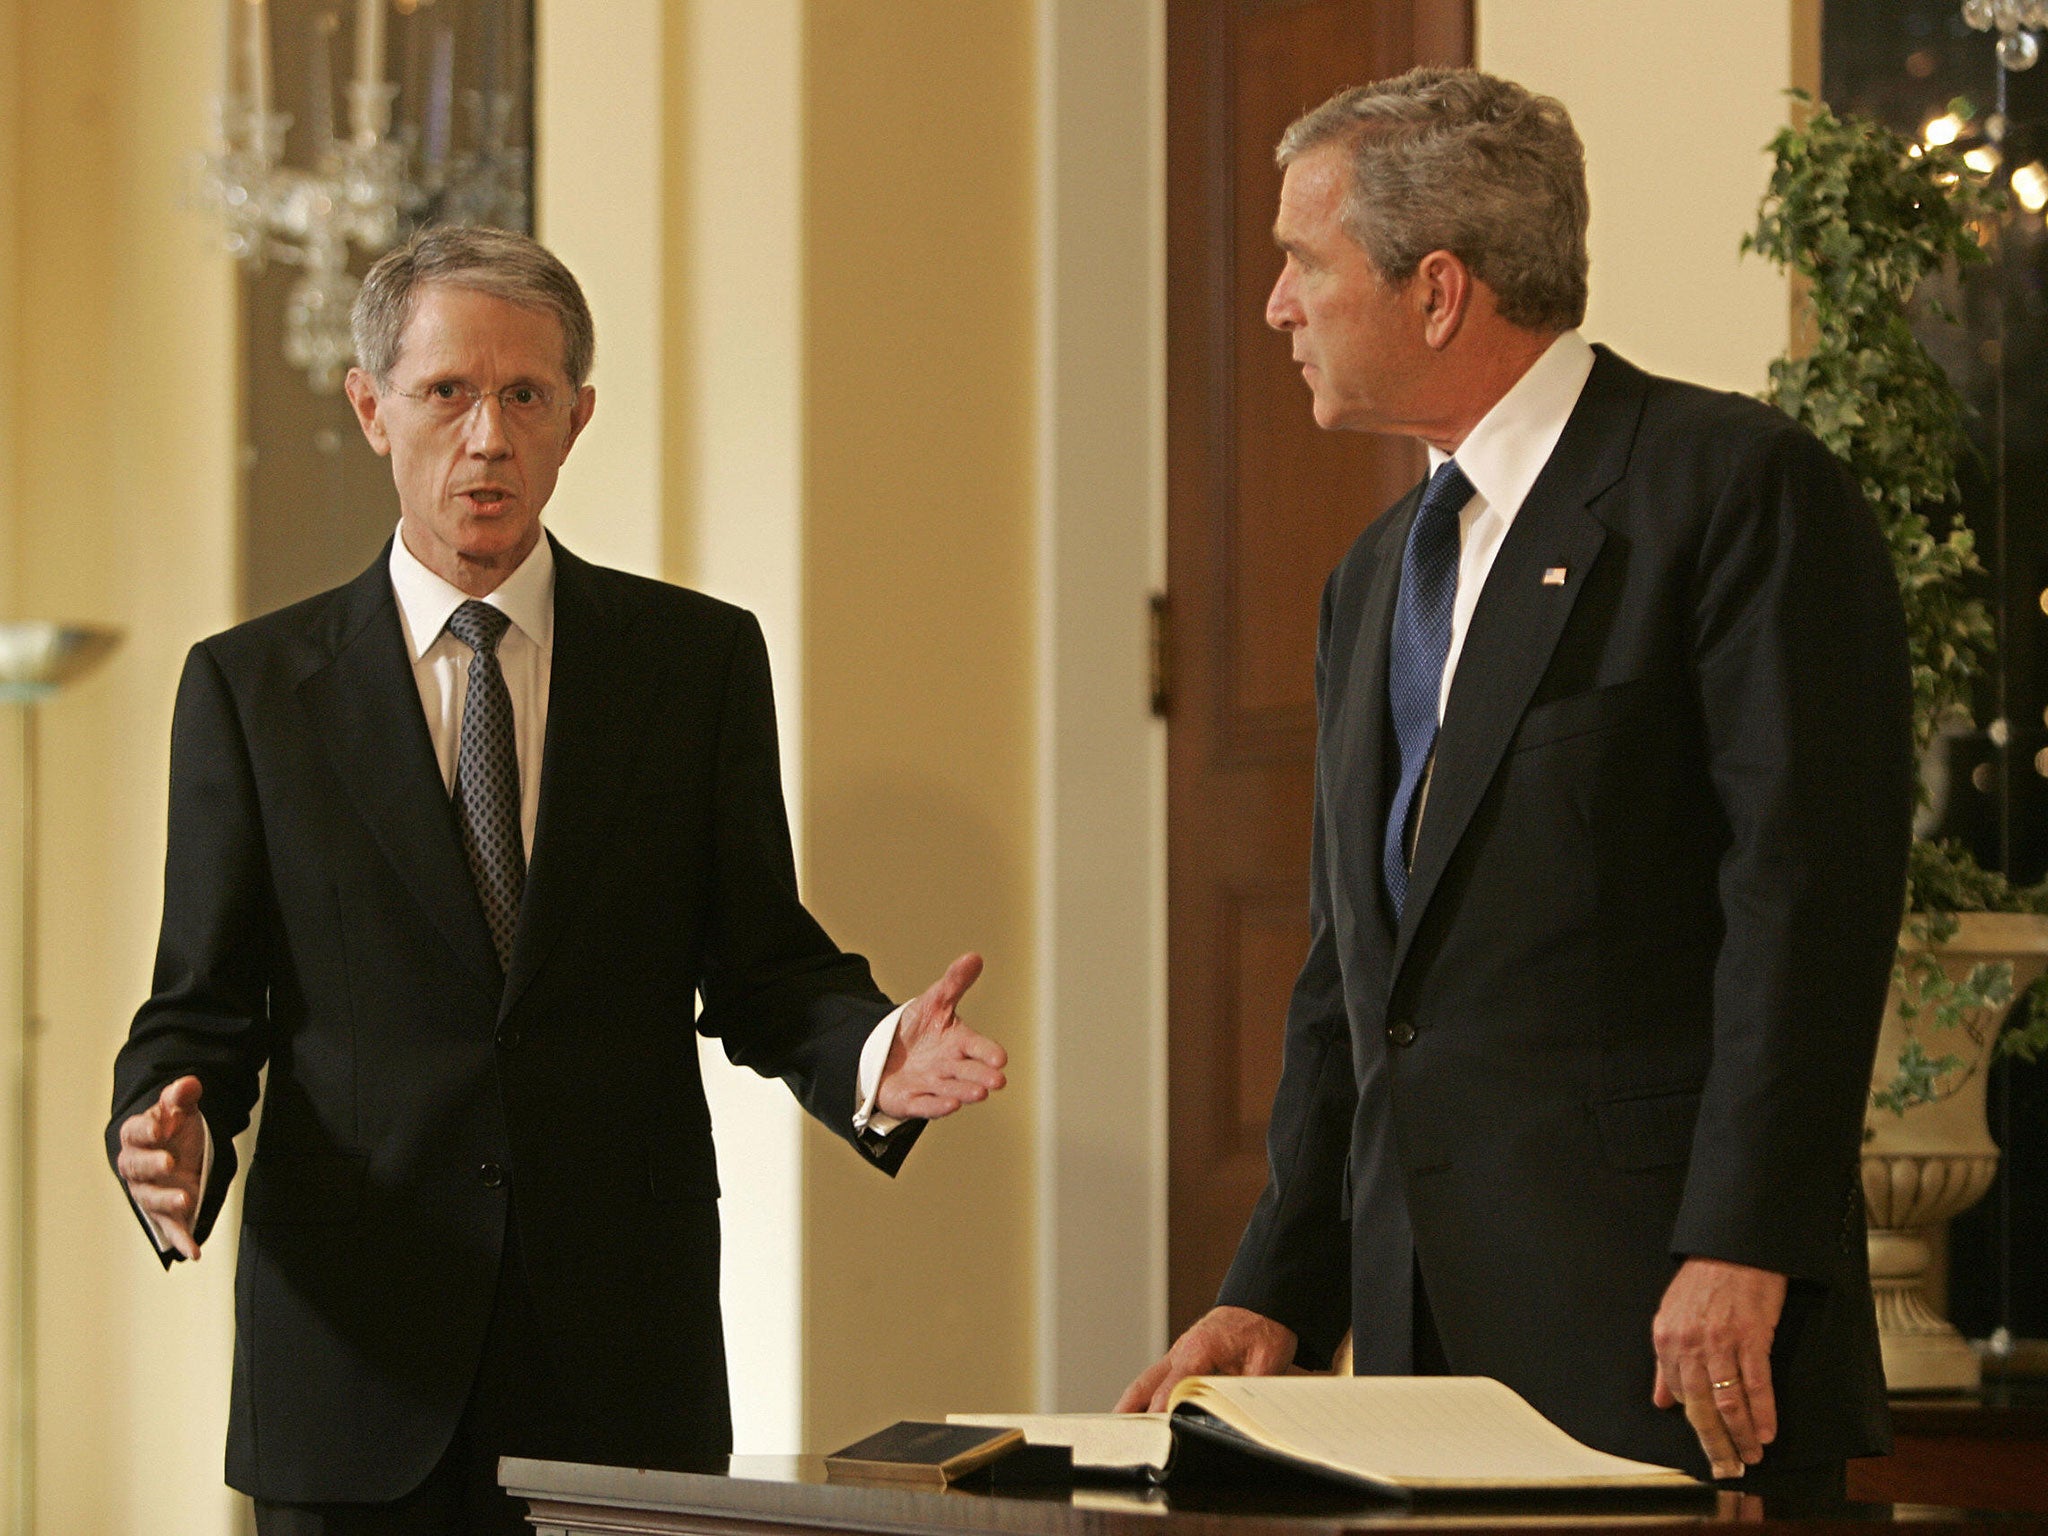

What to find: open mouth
left=462, top=489, right=512, bottom=509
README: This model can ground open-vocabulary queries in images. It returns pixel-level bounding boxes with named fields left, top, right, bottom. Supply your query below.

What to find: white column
left=534, top=0, right=663, bottom=577
left=673, top=0, right=808, bottom=1455
left=1034, top=0, right=1169, bottom=1411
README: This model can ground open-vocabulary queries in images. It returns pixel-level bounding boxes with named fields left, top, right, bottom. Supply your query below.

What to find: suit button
left=479, top=1162, right=506, bottom=1188
left=496, top=1026, right=521, bottom=1051
left=1387, top=1018, right=1417, bottom=1047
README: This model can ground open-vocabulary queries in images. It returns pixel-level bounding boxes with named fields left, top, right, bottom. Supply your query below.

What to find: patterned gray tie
left=447, top=600, right=523, bottom=973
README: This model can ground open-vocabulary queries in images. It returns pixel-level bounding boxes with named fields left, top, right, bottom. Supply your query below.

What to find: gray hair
left=352, top=225, right=596, bottom=386
left=1277, top=67, right=1589, bottom=333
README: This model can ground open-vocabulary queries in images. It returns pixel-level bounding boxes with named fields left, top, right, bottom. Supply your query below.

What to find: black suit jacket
left=1219, top=348, right=1910, bottom=1477
left=107, top=537, right=918, bottom=1503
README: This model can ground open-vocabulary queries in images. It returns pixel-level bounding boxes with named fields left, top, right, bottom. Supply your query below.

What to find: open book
left=952, top=1376, right=1699, bottom=1495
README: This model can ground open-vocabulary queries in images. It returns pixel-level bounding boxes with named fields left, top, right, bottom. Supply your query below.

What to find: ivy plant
left=1746, top=95, right=2048, bottom=1116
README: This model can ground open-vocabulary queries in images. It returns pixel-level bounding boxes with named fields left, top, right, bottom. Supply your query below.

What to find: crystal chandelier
left=1963, top=0, right=2048, bottom=71
left=198, top=0, right=529, bottom=392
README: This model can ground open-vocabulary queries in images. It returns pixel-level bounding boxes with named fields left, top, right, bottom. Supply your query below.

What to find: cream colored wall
left=533, top=0, right=663, bottom=578
left=8, top=2, right=241, bottom=1533
left=800, top=0, right=1038, bottom=1450
left=1476, top=0, right=1795, bottom=393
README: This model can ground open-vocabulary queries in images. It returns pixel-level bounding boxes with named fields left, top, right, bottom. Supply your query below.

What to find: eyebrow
left=415, top=369, right=552, bottom=388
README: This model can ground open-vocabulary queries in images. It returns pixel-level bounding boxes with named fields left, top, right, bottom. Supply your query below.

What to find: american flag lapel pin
left=1542, top=566, right=1568, bottom=587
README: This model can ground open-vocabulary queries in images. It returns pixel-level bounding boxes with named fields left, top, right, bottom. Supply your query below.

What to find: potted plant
left=1748, top=96, right=2048, bottom=1391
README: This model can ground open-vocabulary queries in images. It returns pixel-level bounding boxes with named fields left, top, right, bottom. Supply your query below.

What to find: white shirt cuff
left=139, top=1114, right=213, bottom=1256
left=853, top=1004, right=908, bottom=1138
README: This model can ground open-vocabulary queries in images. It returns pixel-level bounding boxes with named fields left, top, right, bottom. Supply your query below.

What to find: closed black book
left=825, top=1422, right=1024, bottom=1487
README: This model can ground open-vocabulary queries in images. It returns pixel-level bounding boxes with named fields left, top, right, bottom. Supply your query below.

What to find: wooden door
left=1164, top=0, right=1472, bottom=1337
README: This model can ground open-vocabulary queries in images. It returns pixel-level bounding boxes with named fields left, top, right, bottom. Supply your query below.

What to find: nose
left=1266, top=262, right=1301, bottom=332
left=463, top=393, right=513, bottom=457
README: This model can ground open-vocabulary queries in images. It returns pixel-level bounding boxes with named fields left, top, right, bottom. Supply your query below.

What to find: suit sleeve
left=1676, top=424, right=1913, bottom=1282
left=105, top=642, right=277, bottom=1263
left=694, top=611, right=922, bottom=1173
left=1214, top=574, right=1359, bottom=1368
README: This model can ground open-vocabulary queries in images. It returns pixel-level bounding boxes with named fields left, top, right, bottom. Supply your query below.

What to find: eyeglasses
left=387, top=379, right=564, bottom=427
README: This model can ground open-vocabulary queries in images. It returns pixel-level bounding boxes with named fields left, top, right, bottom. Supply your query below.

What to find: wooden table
left=500, top=1454, right=2048, bottom=1536
left=1847, top=1383, right=2048, bottom=1513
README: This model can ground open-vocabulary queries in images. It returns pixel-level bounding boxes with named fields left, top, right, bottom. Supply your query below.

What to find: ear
left=1413, top=250, right=1475, bottom=351
left=559, top=383, right=597, bottom=459
left=344, top=368, right=392, bottom=457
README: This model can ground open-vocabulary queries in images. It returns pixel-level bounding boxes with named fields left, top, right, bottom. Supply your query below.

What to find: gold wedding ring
left=1711, top=1378, right=1739, bottom=1391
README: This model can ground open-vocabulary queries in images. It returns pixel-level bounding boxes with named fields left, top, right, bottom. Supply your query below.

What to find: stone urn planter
left=1863, top=910, right=2048, bottom=1391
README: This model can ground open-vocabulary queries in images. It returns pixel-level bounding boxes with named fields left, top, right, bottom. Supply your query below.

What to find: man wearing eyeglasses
left=106, top=225, right=1009, bottom=1535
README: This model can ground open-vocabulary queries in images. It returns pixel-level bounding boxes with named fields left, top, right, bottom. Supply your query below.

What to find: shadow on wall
left=801, top=771, right=1034, bottom=1444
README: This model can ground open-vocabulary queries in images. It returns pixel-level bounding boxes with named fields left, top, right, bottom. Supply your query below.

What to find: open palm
left=876, top=952, right=1008, bottom=1120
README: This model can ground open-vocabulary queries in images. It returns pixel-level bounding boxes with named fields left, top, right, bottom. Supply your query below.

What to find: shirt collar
left=388, top=524, right=557, bottom=661
left=1426, top=329, right=1596, bottom=519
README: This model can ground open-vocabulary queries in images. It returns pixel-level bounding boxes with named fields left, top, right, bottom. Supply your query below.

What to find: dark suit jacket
left=106, top=536, right=918, bottom=1503
left=1219, top=347, right=1910, bottom=1478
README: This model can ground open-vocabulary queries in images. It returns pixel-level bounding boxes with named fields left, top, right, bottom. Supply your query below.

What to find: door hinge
left=1149, top=592, right=1172, bottom=719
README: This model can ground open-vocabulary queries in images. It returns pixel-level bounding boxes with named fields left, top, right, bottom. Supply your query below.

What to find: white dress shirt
left=389, top=523, right=555, bottom=853
left=1426, top=328, right=1597, bottom=722
left=139, top=529, right=903, bottom=1253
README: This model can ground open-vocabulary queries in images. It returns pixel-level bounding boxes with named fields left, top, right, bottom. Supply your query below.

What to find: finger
left=1148, top=1363, right=1193, bottom=1414
left=907, top=1088, right=983, bottom=1118
left=1116, top=1357, right=1171, bottom=1414
left=119, top=1111, right=168, bottom=1152
left=953, top=1027, right=1008, bottom=1070
left=116, top=1146, right=179, bottom=1184
left=159, top=1075, right=204, bottom=1114
left=1677, top=1360, right=1743, bottom=1480
left=128, top=1182, right=196, bottom=1220
left=165, top=1220, right=202, bottom=1263
left=925, top=952, right=984, bottom=1016
left=1652, top=1357, right=1677, bottom=1411
left=908, top=1067, right=999, bottom=1104
left=1706, top=1361, right=1762, bottom=1466
left=1739, top=1338, right=1778, bottom=1447
left=1683, top=1394, right=1741, bottom=1481
left=936, top=1058, right=1006, bottom=1092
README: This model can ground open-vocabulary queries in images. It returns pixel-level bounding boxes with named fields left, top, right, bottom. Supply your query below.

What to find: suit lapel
left=1390, top=350, right=1642, bottom=979
left=298, top=550, right=504, bottom=994
left=500, top=540, right=656, bottom=1018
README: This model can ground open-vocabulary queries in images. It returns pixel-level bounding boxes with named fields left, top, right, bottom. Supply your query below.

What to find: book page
left=1170, top=1377, right=1695, bottom=1489
left=945, top=1412, right=1175, bottom=1473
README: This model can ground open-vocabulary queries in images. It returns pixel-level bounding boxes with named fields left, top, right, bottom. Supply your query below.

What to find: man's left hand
left=876, top=952, right=1008, bottom=1120
left=1651, top=1256, right=1787, bottom=1480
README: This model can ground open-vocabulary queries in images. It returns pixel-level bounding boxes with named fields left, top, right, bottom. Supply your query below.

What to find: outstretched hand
left=116, top=1075, right=207, bottom=1261
left=875, top=952, right=1008, bottom=1121
left=1115, top=1306, right=1299, bottom=1414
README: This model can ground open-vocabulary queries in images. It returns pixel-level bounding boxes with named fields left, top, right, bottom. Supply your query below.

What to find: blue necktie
left=1383, top=459, right=1475, bottom=919
left=448, top=600, right=524, bottom=972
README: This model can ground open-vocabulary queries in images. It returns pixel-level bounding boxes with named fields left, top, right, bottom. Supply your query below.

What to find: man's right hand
left=1114, top=1305, right=1299, bottom=1413
left=116, top=1076, right=207, bottom=1261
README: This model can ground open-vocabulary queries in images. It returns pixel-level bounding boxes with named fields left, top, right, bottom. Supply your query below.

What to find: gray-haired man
left=110, top=226, right=1008, bottom=1534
